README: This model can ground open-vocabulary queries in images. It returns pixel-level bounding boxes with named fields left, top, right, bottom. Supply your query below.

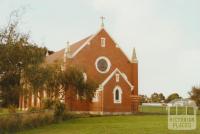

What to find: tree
left=29, top=64, right=98, bottom=110
left=0, top=10, right=98, bottom=109
left=0, top=89, right=2, bottom=108
left=165, top=93, right=181, bottom=103
left=139, top=95, right=148, bottom=104
left=0, top=11, right=46, bottom=107
left=59, top=66, right=98, bottom=110
left=22, top=65, right=53, bottom=107
left=44, top=64, right=63, bottom=100
left=158, top=93, right=165, bottom=102
left=150, top=93, right=165, bottom=103
left=189, top=86, right=200, bottom=108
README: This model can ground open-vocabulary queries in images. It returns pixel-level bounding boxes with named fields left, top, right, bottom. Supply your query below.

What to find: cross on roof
left=100, top=16, right=105, bottom=28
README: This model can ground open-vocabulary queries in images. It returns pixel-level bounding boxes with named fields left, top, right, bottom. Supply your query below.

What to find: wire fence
left=1, top=106, right=200, bottom=116
left=139, top=105, right=200, bottom=115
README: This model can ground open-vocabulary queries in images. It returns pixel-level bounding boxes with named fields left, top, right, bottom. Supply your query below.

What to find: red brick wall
left=64, top=28, right=139, bottom=112
left=131, top=63, right=138, bottom=95
left=67, top=29, right=133, bottom=86
left=103, top=74, right=132, bottom=112
left=89, top=91, right=103, bottom=112
left=65, top=89, right=90, bottom=111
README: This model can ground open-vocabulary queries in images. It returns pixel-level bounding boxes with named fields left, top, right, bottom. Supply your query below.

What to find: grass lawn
left=18, top=115, right=200, bottom=134
left=0, top=108, right=24, bottom=115
left=0, top=108, right=8, bottom=114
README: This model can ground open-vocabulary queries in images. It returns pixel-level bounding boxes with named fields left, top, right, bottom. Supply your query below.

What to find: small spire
left=67, top=41, right=71, bottom=53
left=46, top=51, right=49, bottom=57
left=65, top=41, right=70, bottom=54
left=64, top=41, right=72, bottom=62
left=131, top=48, right=138, bottom=63
left=100, top=16, right=105, bottom=28
left=64, top=41, right=70, bottom=63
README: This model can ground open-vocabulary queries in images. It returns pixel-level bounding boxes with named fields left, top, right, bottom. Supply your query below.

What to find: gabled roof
left=46, top=27, right=133, bottom=64
left=45, top=35, right=92, bottom=64
left=98, top=68, right=134, bottom=91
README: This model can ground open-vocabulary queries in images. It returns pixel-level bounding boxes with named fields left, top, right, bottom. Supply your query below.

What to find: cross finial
left=100, top=16, right=105, bottom=28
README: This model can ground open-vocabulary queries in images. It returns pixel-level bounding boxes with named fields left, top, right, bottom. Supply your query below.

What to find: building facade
left=19, top=25, right=140, bottom=114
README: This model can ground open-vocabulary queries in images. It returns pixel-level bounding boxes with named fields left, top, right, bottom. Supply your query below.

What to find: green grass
left=140, top=106, right=167, bottom=114
left=18, top=115, right=200, bottom=134
left=0, top=108, right=24, bottom=115
left=0, top=108, right=8, bottom=114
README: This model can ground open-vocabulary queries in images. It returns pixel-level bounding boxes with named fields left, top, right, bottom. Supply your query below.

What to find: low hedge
left=0, top=110, right=84, bottom=134
left=0, top=101, right=91, bottom=133
left=0, top=111, right=55, bottom=133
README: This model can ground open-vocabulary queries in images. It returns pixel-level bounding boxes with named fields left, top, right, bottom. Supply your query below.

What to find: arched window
left=113, top=86, right=122, bottom=103
left=115, top=90, right=119, bottom=100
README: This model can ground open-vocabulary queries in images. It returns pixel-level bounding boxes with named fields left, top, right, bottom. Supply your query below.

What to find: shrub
left=0, top=112, right=54, bottom=133
left=21, top=112, right=54, bottom=129
left=42, top=98, right=55, bottom=110
left=28, top=107, right=41, bottom=112
left=0, top=101, right=81, bottom=133
left=54, top=100, right=66, bottom=120
left=0, top=115, right=22, bottom=133
left=8, top=105, right=17, bottom=114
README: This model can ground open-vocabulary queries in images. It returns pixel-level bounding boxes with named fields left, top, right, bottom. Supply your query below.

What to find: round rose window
left=95, top=56, right=111, bottom=73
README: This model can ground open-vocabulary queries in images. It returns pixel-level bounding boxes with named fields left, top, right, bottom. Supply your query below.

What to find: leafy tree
left=0, top=88, right=3, bottom=107
left=44, top=64, right=63, bottom=100
left=59, top=66, right=98, bottom=110
left=22, top=65, right=52, bottom=107
left=158, top=93, right=165, bottom=102
left=29, top=64, right=99, bottom=110
left=150, top=92, right=165, bottom=103
left=0, top=11, right=98, bottom=109
left=54, top=100, right=66, bottom=120
left=60, top=66, right=98, bottom=100
left=139, top=95, right=148, bottom=104
left=151, top=93, right=159, bottom=102
left=189, top=86, right=200, bottom=108
left=0, top=12, right=46, bottom=107
left=165, top=93, right=181, bottom=103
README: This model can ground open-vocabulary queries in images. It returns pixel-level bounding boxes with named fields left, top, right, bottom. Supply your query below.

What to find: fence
left=139, top=105, right=200, bottom=115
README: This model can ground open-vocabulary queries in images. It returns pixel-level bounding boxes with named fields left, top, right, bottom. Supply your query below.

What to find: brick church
left=19, top=20, right=140, bottom=114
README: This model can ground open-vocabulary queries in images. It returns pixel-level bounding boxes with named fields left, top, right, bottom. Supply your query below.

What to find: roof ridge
left=45, top=35, right=92, bottom=64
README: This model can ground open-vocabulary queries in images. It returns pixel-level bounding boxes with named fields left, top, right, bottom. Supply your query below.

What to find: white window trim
left=98, top=68, right=134, bottom=91
left=92, top=92, right=99, bottom=102
left=101, top=37, right=106, bottom=47
left=122, top=73, right=128, bottom=80
left=95, top=56, right=111, bottom=74
left=113, top=86, right=122, bottom=104
left=116, top=73, right=120, bottom=82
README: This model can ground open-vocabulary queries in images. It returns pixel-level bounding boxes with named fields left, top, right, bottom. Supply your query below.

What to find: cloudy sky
left=0, top=0, right=199, bottom=98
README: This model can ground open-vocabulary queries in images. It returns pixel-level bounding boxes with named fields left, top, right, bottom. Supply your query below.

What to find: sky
left=0, top=0, right=199, bottom=98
